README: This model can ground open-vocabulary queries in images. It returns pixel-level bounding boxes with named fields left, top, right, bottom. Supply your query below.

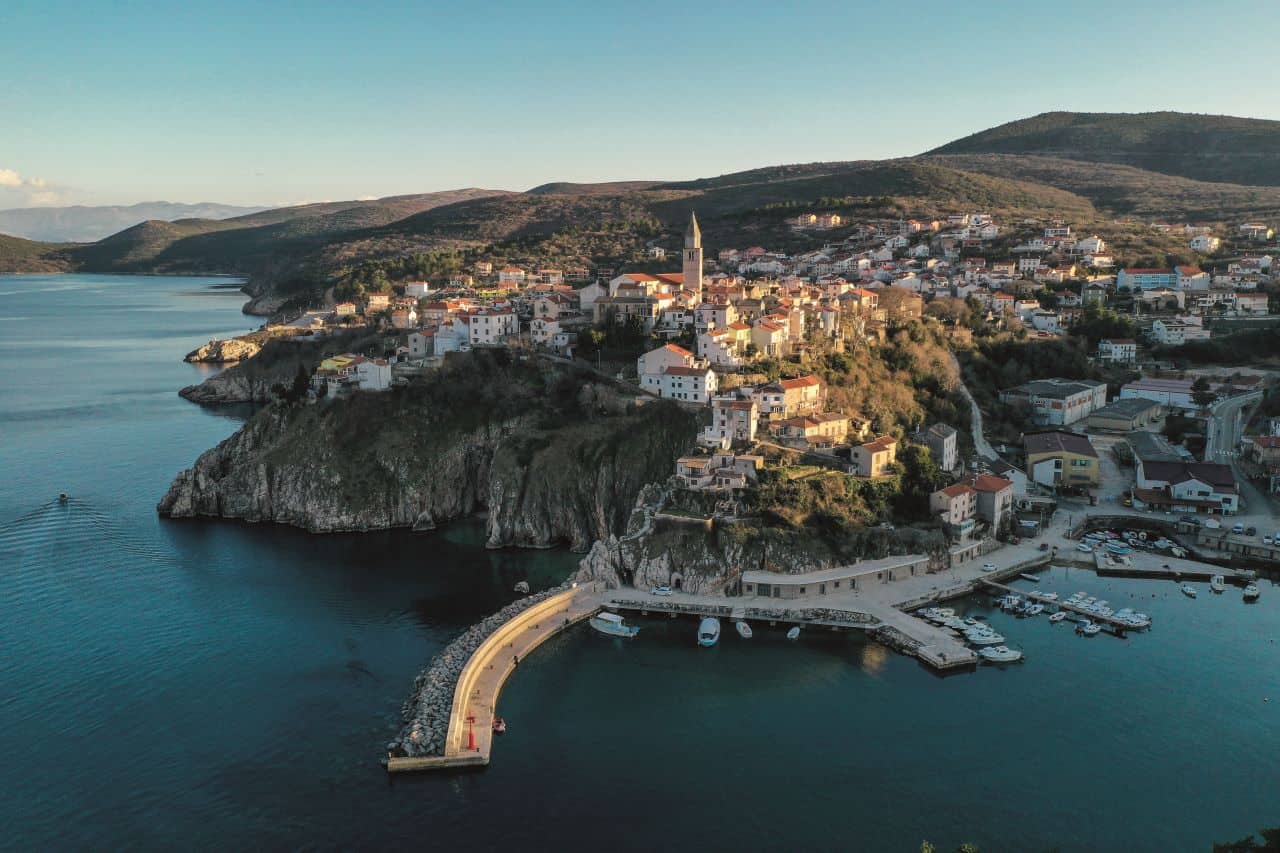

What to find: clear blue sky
left=2, top=0, right=1276, bottom=208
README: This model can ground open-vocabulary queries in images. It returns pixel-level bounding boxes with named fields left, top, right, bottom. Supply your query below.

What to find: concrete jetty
left=387, top=584, right=602, bottom=773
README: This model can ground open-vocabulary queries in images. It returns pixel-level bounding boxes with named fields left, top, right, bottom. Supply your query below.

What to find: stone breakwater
left=391, top=585, right=570, bottom=758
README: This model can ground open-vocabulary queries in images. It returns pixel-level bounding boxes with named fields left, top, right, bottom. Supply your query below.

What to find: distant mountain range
left=2, top=111, right=1279, bottom=309
left=0, top=201, right=267, bottom=242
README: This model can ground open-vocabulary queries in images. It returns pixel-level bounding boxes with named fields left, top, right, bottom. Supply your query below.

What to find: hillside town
left=250, top=206, right=1280, bottom=570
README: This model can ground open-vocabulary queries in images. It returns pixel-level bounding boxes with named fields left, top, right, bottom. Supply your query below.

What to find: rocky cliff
left=160, top=352, right=699, bottom=546
left=574, top=484, right=949, bottom=593
left=179, top=328, right=381, bottom=404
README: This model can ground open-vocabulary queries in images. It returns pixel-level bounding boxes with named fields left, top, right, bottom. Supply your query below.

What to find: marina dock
left=979, top=579, right=1150, bottom=633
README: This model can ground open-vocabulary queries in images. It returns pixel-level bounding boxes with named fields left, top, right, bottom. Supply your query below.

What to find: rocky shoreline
left=390, top=584, right=570, bottom=757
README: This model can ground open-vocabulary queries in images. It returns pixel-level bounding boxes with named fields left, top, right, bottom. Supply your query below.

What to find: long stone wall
left=392, top=584, right=574, bottom=758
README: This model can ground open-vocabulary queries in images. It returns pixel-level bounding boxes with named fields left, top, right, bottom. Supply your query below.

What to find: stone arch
left=670, top=572, right=684, bottom=591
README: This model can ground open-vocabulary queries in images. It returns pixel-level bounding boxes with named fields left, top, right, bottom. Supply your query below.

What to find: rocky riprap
left=390, top=585, right=569, bottom=757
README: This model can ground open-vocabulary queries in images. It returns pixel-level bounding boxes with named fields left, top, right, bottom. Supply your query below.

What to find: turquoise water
left=2, top=274, right=1278, bottom=851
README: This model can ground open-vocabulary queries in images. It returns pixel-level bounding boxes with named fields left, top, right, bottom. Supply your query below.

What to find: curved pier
left=387, top=584, right=601, bottom=772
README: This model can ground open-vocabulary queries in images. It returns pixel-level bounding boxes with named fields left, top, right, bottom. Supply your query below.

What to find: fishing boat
left=697, top=617, right=721, bottom=647
left=786, top=626, right=801, bottom=641
left=1048, top=611, right=1067, bottom=623
left=1077, top=621, right=1102, bottom=636
left=590, top=611, right=640, bottom=638
left=1244, top=584, right=1260, bottom=601
left=735, top=621, right=753, bottom=639
left=978, top=646, right=1023, bottom=662
left=966, top=630, right=1005, bottom=646
left=1210, top=575, right=1226, bottom=593
left=1181, top=584, right=1197, bottom=598
left=1019, top=573, right=1040, bottom=583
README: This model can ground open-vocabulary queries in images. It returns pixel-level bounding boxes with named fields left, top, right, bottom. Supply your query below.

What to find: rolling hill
left=0, top=201, right=266, bottom=242
left=5, top=111, right=1280, bottom=311
left=924, top=153, right=1280, bottom=221
left=927, top=111, right=1280, bottom=187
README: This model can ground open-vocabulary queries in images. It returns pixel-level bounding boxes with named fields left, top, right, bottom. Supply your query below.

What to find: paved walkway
left=388, top=585, right=601, bottom=772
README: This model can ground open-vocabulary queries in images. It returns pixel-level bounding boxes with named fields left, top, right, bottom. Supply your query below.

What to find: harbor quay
left=387, top=509, right=1248, bottom=773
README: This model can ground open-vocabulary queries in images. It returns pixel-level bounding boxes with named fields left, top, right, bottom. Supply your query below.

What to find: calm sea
left=1, top=274, right=1277, bottom=852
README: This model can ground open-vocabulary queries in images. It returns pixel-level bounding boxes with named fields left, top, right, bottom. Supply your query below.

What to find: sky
left=2, top=0, right=1278, bottom=210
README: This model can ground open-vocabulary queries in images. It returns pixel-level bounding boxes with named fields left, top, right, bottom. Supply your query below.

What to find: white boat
left=1210, top=575, right=1226, bottom=593
left=1019, top=573, right=1040, bottom=583
left=589, top=611, right=639, bottom=639
left=1048, top=611, right=1067, bottom=623
left=967, top=630, right=1005, bottom=646
left=964, top=616, right=980, bottom=626
left=697, top=617, right=721, bottom=647
left=1077, top=621, right=1102, bottom=636
left=1039, top=592, right=1059, bottom=601
left=735, top=620, right=753, bottom=639
left=1244, top=584, right=1260, bottom=601
left=1181, top=584, right=1197, bottom=598
left=1025, top=603, right=1045, bottom=616
left=978, top=645, right=1023, bottom=662
left=943, top=617, right=968, bottom=630
left=936, top=608, right=955, bottom=618
left=786, top=626, right=801, bottom=640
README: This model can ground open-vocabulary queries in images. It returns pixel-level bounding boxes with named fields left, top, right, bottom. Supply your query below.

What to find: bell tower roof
left=684, top=211, right=701, bottom=248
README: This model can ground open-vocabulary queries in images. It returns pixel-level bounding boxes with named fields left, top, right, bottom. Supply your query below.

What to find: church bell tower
left=683, top=211, right=703, bottom=300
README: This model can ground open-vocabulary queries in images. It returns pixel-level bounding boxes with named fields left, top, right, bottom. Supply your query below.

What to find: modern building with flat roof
left=999, top=378, right=1108, bottom=426
left=1086, top=397, right=1165, bottom=432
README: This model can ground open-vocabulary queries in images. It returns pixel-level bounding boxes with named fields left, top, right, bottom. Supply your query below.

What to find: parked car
left=650, top=586, right=673, bottom=596
left=1246, top=526, right=1257, bottom=537
left=981, top=563, right=996, bottom=572
left=1232, top=523, right=1246, bottom=534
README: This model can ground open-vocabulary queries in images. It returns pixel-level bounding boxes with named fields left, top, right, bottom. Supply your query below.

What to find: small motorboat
left=698, top=617, right=721, bottom=647
left=492, top=717, right=507, bottom=735
left=1048, top=611, right=1067, bottom=623
left=1025, top=603, right=1045, bottom=616
left=513, top=580, right=530, bottom=594
left=935, top=608, right=956, bottom=618
left=1181, top=584, right=1197, bottom=598
left=978, top=646, right=1023, bottom=662
left=964, top=616, right=980, bottom=626
left=1039, top=592, right=1059, bottom=601
left=590, top=611, right=640, bottom=638
left=1244, top=584, right=1261, bottom=601
left=1077, top=621, right=1102, bottom=636
left=1019, top=573, right=1040, bottom=583
left=943, top=617, right=968, bottom=630
left=735, top=620, right=753, bottom=639
left=1210, top=575, right=1226, bottom=593
left=786, top=626, right=801, bottom=641
left=966, top=630, right=1005, bottom=646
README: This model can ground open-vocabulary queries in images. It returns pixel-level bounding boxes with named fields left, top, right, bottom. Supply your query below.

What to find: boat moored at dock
left=735, top=621, right=753, bottom=639
left=697, top=617, right=721, bottom=647
left=1244, top=584, right=1260, bottom=601
left=589, top=611, right=640, bottom=639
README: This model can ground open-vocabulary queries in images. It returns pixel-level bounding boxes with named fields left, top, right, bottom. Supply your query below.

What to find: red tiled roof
left=779, top=375, right=820, bottom=390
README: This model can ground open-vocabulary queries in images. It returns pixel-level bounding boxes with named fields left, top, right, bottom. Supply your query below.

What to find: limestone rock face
left=157, top=386, right=698, bottom=545
left=184, top=337, right=262, bottom=364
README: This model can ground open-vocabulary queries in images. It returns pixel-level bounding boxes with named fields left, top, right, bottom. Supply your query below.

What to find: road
left=950, top=352, right=996, bottom=461
left=1205, top=391, right=1262, bottom=463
